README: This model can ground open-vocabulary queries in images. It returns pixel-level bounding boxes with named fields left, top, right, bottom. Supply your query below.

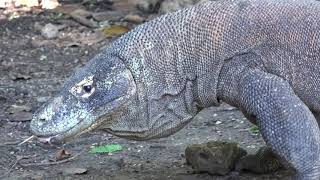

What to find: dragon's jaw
left=31, top=112, right=95, bottom=144
left=31, top=107, right=115, bottom=144
left=30, top=91, right=102, bottom=144
left=30, top=84, right=136, bottom=144
left=34, top=118, right=108, bottom=144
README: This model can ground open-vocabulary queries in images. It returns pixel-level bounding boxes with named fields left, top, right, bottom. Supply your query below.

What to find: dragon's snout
left=30, top=94, right=94, bottom=144
left=30, top=96, right=62, bottom=135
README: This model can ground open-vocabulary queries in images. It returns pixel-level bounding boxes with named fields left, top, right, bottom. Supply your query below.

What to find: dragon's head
left=30, top=53, right=137, bottom=144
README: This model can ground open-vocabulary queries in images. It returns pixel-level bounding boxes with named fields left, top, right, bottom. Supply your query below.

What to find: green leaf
left=249, top=125, right=260, bottom=135
left=102, top=25, right=130, bottom=38
left=89, top=144, right=123, bottom=154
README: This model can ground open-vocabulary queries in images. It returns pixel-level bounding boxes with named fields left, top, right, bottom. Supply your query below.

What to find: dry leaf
left=103, top=25, right=129, bottom=38
left=55, top=149, right=71, bottom=161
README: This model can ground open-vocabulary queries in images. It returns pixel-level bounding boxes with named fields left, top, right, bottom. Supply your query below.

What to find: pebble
left=41, top=23, right=59, bottom=39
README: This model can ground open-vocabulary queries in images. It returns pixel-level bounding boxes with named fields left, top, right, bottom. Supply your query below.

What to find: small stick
left=19, top=150, right=84, bottom=167
left=18, top=135, right=35, bottom=146
left=0, top=141, right=20, bottom=146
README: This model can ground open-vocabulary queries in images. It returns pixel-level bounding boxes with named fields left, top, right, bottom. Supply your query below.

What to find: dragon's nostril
left=39, top=118, right=46, bottom=122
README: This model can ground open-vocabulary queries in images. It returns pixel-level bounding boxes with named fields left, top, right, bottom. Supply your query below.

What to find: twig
left=18, top=135, right=35, bottom=146
left=19, top=150, right=85, bottom=167
left=0, top=135, right=36, bottom=146
left=0, top=141, right=20, bottom=146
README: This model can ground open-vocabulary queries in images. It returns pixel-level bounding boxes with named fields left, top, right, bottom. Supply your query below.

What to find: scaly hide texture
left=31, top=0, right=320, bottom=179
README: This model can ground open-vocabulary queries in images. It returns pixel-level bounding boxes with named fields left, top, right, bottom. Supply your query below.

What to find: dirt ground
left=0, top=1, right=294, bottom=179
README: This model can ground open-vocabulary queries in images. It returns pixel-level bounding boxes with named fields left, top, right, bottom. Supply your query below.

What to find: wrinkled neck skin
left=100, top=1, right=240, bottom=140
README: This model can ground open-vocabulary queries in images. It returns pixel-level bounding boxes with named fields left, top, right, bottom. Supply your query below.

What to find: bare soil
left=0, top=2, right=293, bottom=179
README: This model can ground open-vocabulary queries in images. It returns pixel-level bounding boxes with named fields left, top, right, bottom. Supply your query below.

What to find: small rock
left=215, top=120, right=222, bottom=125
left=123, top=14, right=145, bottom=24
left=39, top=55, right=47, bottom=61
left=185, top=141, right=247, bottom=175
left=41, top=23, right=59, bottom=39
left=235, top=146, right=284, bottom=173
left=10, top=111, right=33, bottom=122
left=62, top=167, right=87, bottom=175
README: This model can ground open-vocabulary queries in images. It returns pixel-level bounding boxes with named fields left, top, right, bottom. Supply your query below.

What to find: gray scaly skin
left=30, top=0, right=320, bottom=179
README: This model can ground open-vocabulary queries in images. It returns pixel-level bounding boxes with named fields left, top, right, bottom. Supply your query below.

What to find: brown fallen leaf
left=55, top=149, right=71, bottom=161
left=103, top=25, right=130, bottom=38
left=62, top=167, right=87, bottom=175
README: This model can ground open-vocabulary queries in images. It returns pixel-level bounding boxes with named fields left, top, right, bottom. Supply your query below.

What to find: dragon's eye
left=70, top=75, right=95, bottom=98
left=83, top=85, right=93, bottom=93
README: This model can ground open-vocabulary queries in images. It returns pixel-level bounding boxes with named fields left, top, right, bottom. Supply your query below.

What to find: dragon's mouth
left=35, top=115, right=112, bottom=144
left=37, top=135, right=58, bottom=144
left=34, top=118, right=92, bottom=144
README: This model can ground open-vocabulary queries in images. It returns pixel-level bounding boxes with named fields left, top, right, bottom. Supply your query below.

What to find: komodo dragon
left=30, top=0, right=320, bottom=179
